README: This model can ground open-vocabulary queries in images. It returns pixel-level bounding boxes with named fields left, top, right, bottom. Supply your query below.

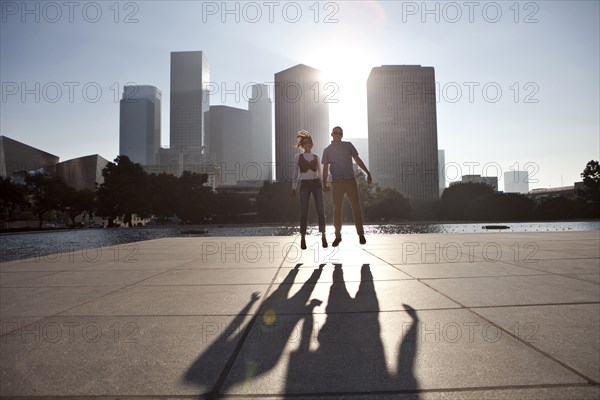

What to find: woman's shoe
left=301, top=237, right=307, bottom=250
left=321, top=235, right=328, bottom=248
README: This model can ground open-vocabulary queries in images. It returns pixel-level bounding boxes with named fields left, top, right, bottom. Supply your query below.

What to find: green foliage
left=0, top=177, right=28, bottom=223
left=96, top=155, right=150, bottom=227
left=25, top=173, right=71, bottom=228
left=364, top=187, right=411, bottom=221
left=534, top=196, right=578, bottom=220
left=147, top=173, right=179, bottom=219
left=175, top=171, right=213, bottom=224
left=63, top=187, right=96, bottom=225
left=581, top=160, right=600, bottom=189
left=212, top=191, right=252, bottom=222
left=256, top=180, right=298, bottom=222
left=578, top=160, right=600, bottom=217
left=469, top=192, right=535, bottom=221
left=441, top=183, right=535, bottom=221
left=96, top=158, right=241, bottom=225
left=440, top=182, right=495, bottom=220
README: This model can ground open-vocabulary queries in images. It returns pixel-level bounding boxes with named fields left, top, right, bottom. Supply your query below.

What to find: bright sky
left=1, top=1, right=598, bottom=190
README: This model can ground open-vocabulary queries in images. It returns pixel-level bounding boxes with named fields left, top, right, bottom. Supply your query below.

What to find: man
left=322, top=126, right=372, bottom=246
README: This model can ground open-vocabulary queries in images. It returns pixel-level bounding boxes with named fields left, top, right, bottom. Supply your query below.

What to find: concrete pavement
left=1, top=231, right=599, bottom=399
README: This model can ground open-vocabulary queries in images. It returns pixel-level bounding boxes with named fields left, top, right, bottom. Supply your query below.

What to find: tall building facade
left=275, top=64, right=329, bottom=182
left=119, top=85, right=161, bottom=165
left=438, top=149, right=446, bottom=196
left=209, top=83, right=274, bottom=185
left=351, top=138, right=369, bottom=170
left=170, top=51, right=210, bottom=153
left=209, top=105, right=251, bottom=185
left=367, top=65, right=439, bottom=202
left=504, top=171, right=529, bottom=193
left=56, top=154, right=110, bottom=190
left=249, top=84, right=273, bottom=181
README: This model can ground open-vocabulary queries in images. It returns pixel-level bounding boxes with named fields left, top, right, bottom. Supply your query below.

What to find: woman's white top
left=291, top=152, right=323, bottom=191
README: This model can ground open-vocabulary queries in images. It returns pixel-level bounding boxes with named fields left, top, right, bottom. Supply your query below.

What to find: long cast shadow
left=182, top=263, right=323, bottom=398
left=182, top=263, right=419, bottom=398
left=285, top=263, right=420, bottom=397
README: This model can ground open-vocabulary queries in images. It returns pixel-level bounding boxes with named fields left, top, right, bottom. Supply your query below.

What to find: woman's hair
left=296, top=130, right=313, bottom=148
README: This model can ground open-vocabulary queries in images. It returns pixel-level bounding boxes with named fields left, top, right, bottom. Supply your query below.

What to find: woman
left=289, top=130, right=327, bottom=250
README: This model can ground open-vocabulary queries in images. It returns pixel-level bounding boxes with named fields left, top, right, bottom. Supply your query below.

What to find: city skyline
left=1, top=1, right=599, bottom=191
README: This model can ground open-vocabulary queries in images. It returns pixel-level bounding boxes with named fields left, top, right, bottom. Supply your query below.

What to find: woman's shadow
left=182, top=263, right=419, bottom=398
left=182, top=263, right=324, bottom=398
left=285, top=263, right=420, bottom=396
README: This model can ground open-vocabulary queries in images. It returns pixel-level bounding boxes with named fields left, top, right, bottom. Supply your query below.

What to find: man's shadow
left=182, top=263, right=419, bottom=398
left=182, top=263, right=323, bottom=398
left=285, top=264, right=420, bottom=396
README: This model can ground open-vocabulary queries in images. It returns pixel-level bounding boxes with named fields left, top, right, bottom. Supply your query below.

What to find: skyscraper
left=367, top=65, right=439, bottom=202
left=249, top=84, right=273, bottom=181
left=119, top=85, right=161, bottom=165
left=275, top=64, right=329, bottom=182
left=170, top=51, right=210, bottom=153
left=209, top=105, right=251, bottom=185
left=438, top=149, right=446, bottom=196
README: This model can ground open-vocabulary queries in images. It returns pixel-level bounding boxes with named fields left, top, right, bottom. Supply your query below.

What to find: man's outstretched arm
left=353, top=154, right=372, bottom=184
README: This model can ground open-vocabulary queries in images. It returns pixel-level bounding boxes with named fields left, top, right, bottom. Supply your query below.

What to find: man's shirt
left=322, top=141, right=358, bottom=180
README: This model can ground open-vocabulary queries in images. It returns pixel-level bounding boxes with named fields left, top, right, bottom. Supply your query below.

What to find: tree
left=365, top=187, right=411, bottom=221
left=0, top=177, right=28, bottom=224
left=440, top=182, right=495, bottom=220
left=581, top=160, right=600, bottom=189
left=96, top=155, right=150, bottom=227
left=64, top=188, right=96, bottom=226
left=578, top=160, right=600, bottom=217
left=212, top=191, right=252, bottom=222
left=25, top=173, right=70, bottom=228
left=470, top=192, right=535, bottom=221
left=535, top=196, right=577, bottom=220
left=148, top=173, right=179, bottom=220
left=175, top=171, right=213, bottom=224
left=256, top=180, right=298, bottom=222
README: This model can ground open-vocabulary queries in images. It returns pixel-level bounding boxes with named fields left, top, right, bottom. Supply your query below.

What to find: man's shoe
left=359, top=234, right=366, bottom=245
left=322, top=235, right=328, bottom=248
left=301, top=237, right=307, bottom=250
left=332, top=237, right=342, bottom=247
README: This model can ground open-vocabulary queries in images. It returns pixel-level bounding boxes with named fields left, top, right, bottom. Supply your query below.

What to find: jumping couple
left=289, top=126, right=372, bottom=250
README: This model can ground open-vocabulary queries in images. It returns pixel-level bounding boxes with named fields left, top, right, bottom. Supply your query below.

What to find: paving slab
left=137, top=267, right=280, bottom=286
left=1, top=286, right=122, bottom=318
left=0, top=271, right=61, bottom=286
left=2, top=269, right=165, bottom=287
left=60, top=285, right=269, bottom=316
left=394, top=261, right=548, bottom=279
left=422, top=274, right=600, bottom=307
left=1, top=315, right=252, bottom=397
left=474, top=303, right=600, bottom=382
left=0, top=232, right=598, bottom=399
left=566, top=273, right=600, bottom=284
left=502, top=257, right=600, bottom=274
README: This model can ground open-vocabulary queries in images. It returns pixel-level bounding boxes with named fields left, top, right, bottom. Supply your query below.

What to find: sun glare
left=314, top=42, right=376, bottom=137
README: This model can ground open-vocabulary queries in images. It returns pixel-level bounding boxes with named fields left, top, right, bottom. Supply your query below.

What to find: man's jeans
left=332, top=177, right=364, bottom=238
left=300, top=180, right=326, bottom=235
